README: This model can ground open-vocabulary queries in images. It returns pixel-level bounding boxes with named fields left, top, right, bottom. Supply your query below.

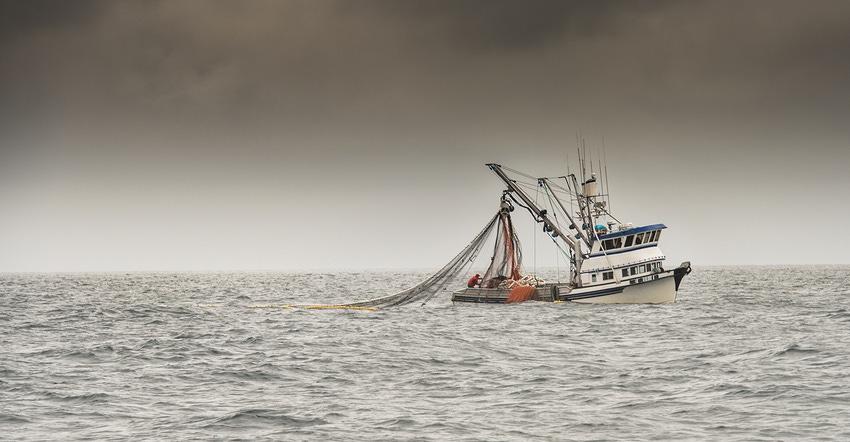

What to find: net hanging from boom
left=300, top=211, right=501, bottom=309
left=480, top=205, right=522, bottom=287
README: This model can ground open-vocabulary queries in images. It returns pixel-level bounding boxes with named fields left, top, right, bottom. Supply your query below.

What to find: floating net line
left=297, top=212, right=501, bottom=309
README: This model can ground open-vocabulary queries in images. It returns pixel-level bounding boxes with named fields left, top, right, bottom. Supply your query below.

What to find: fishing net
left=480, top=209, right=522, bottom=288
left=506, top=286, right=538, bottom=304
left=300, top=211, right=501, bottom=309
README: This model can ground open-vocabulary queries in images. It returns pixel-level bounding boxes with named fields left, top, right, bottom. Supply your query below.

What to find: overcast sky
left=2, top=0, right=849, bottom=272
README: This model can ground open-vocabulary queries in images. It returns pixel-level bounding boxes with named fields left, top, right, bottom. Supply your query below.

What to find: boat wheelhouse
left=583, top=224, right=667, bottom=285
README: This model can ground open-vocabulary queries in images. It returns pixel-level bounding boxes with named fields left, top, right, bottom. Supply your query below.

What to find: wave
left=4, top=268, right=850, bottom=440
left=203, top=408, right=327, bottom=429
left=767, top=343, right=819, bottom=359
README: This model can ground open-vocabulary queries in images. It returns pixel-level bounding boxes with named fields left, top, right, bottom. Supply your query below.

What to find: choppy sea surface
left=2, top=266, right=849, bottom=440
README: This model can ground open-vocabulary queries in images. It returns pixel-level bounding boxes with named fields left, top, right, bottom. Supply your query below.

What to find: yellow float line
left=302, top=305, right=380, bottom=311
left=201, top=304, right=378, bottom=311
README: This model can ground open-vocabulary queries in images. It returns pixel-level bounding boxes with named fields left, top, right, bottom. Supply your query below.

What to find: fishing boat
left=301, top=153, right=690, bottom=310
left=451, top=161, right=691, bottom=304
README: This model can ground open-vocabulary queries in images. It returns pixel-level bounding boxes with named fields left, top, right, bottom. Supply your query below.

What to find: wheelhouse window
left=602, top=237, right=623, bottom=251
left=635, top=233, right=643, bottom=245
left=624, top=235, right=634, bottom=247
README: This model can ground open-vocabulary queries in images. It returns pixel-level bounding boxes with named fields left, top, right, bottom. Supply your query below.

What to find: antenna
left=597, top=155, right=603, bottom=195
left=602, top=135, right=611, bottom=215
left=582, top=139, right=588, bottom=183
left=577, top=146, right=583, bottom=184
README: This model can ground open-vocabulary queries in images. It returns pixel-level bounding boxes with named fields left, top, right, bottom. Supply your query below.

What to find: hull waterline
left=452, top=262, right=691, bottom=305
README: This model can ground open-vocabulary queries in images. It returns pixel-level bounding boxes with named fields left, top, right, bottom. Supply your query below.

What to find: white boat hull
left=452, top=263, right=690, bottom=305
left=564, top=274, right=677, bottom=304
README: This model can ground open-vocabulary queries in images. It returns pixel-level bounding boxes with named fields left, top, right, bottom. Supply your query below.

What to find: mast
left=566, top=173, right=593, bottom=237
left=487, top=163, right=585, bottom=286
left=539, top=178, right=591, bottom=249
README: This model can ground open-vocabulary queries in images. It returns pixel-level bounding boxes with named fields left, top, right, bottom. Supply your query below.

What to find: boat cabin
left=580, top=223, right=668, bottom=286
left=590, top=223, right=666, bottom=255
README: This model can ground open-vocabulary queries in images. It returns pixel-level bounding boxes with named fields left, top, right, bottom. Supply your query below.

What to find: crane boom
left=487, top=163, right=584, bottom=285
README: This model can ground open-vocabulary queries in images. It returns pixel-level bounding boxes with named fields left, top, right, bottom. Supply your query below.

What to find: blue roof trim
left=597, top=223, right=667, bottom=240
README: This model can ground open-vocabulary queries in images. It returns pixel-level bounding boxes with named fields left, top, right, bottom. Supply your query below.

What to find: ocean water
left=2, top=266, right=849, bottom=440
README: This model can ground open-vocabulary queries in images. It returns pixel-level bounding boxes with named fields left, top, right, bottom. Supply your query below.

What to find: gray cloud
left=2, top=0, right=850, bottom=270
left=0, top=0, right=104, bottom=42
left=336, top=0, right=664, bottom=53
left=4, top=0, right=848, bottom=124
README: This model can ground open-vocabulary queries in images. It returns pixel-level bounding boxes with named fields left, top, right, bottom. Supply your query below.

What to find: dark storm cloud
left=336, top=0, right=664, bottom=54
left=759, top=9, right=850, bottom=107
left=0, top=0, right=104, bottom=42
left=3, top=0, right=848, bottom=124
left=670, top=2, right=850, bottom=106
